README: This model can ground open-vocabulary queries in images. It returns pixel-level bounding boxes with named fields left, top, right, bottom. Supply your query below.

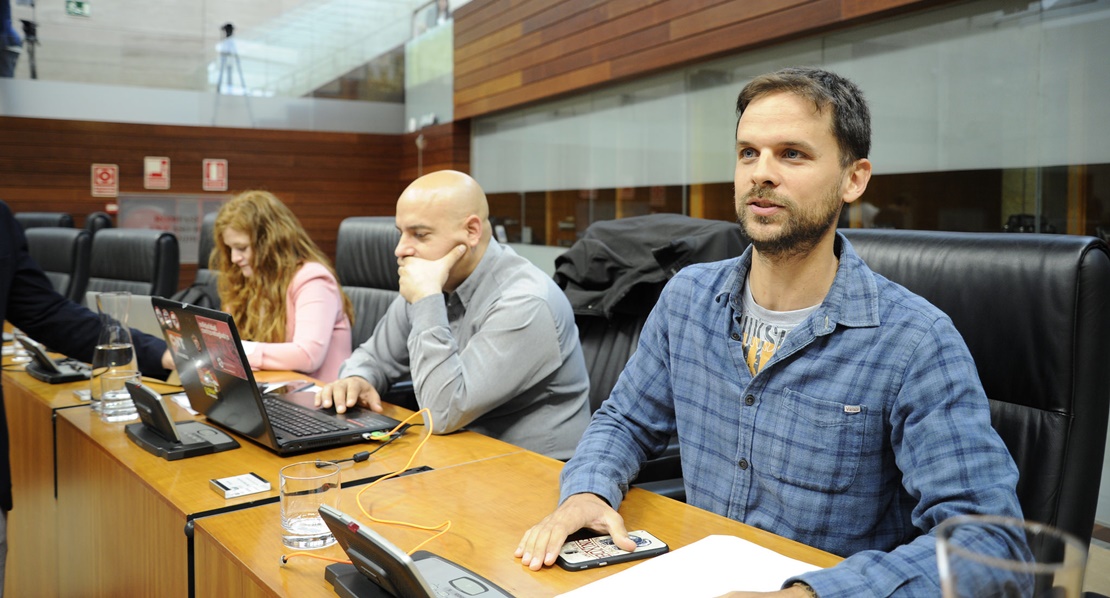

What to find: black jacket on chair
left=554, top=213, right=747, bottom=318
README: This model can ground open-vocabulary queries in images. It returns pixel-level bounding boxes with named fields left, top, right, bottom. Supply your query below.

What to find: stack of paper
left=556, top=535, right=822, bottom=597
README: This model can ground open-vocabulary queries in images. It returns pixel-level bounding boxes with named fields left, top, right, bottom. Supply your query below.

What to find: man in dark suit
left=0, top=200, right=172, bottom=595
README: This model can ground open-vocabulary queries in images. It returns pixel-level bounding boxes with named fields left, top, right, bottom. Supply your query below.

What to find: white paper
left=168, top=392, right=198, bottom=415
left=556, top=535, right=822, bottom=598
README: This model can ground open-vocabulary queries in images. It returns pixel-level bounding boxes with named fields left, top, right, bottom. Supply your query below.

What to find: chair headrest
left=84, top=212, right=114, bottom=234
left=199, top=211, right=219, bottom=268
left=89, top=229, right=180, bottom=297
left=841, top=229, right=1110, bottom=415
left=15, top=211, right=74, bottom=230
left=335, top=217, right=401, bottom=291
left=25, top=227, right=90, bottom=273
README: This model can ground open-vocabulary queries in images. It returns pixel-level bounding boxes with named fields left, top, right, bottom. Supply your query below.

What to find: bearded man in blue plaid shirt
left=516, top=67, right=1024, bottom=597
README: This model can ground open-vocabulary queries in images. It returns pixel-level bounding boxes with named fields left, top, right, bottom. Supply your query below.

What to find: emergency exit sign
left=65, top=1, right=90, bottom=17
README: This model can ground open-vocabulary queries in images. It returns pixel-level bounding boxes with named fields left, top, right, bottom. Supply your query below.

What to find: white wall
left=473, top=0, right=1110, bottom=193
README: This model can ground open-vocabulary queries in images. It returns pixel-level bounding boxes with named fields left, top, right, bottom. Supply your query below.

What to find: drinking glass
left=936, top=514, right=1087, bottom=598
left=279, top=461, right=340, bottom=549
left=99, top=369, right=141, bottom=422
left=90, top=291, right=137, bottom=411
left=9, top=328, right=31, bottom=364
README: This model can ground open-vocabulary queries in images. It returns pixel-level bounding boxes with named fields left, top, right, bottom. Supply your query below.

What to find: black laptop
left=151, top=297, right=400, bottom=455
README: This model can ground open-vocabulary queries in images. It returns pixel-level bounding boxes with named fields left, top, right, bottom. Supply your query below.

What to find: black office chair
left=15, top=211, right=74, bottom=230
left=170, top=211, right=220, bottom=309
left=85, top=229, right=180, bottom=301
left=84, top=211, right=114, bottom=235
left=334, top=216, right=401, bottom=349
left=842, top=229, right=1110, bottom=548
left=333, top=216, right=418, bottom=408
left=24, top=227, right=92, bottom=303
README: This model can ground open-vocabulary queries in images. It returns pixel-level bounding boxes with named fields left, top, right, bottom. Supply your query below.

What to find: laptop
left=320, top=505, right=514, bottom=598
left=150, top=296, right=400, bottom=455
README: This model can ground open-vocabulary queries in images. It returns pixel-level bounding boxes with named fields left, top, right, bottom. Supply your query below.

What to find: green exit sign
left=65, top=0, right=91, bottom=17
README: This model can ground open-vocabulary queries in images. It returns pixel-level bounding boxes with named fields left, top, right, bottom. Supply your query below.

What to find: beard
left=735, top=183, right=843, bottom=259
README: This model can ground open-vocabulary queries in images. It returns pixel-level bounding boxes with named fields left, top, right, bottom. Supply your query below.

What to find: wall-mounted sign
left=144, top=156, right=170, bottom=190
left=65, top=1, right=91, bottom=17
left=203, top=159, right=228, bottom=192
left=91, top=163, right=118, bottom=197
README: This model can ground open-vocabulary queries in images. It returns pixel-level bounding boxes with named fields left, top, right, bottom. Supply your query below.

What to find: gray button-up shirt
left=340, top=239, right=590, bottom=459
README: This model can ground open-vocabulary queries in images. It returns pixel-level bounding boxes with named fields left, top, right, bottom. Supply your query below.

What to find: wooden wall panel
left=399, top=120, right=472, bottom=187
left=0, top=116, right=404, bottom=287
left=454, top=0, right=953, bottom=119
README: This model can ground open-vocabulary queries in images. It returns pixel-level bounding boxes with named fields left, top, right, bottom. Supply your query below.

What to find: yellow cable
left=353, top=408, right=452, bottom=554
left=283, top=408, right=451, bottom=566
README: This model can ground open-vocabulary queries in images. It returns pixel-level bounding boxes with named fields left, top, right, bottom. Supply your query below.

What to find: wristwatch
left=792, top=582, right=818, bottom=597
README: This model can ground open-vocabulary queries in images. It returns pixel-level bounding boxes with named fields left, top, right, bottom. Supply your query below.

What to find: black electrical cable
left=315, top=424, right=416, bottom=468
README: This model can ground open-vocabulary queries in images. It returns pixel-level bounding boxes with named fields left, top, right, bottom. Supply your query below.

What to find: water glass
left=280, top=461, right=340, bottom=549
left=936, top=514, right=1087, bottom=598
left=9, top=328, right=31, bottom=364
left=99, top=369, right=141, bottom=422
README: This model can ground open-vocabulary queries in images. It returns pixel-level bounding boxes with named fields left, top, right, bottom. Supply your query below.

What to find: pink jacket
left=245, top=262, right=352, bottom=381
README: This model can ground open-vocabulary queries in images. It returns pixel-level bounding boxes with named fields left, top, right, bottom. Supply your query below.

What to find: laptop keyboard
left=262, top=397, right=350, bottom=437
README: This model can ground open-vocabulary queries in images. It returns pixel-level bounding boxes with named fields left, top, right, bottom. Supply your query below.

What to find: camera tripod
left=19, top=19, right=37, bottom=79
left=213, top=22, right=254, bottom=125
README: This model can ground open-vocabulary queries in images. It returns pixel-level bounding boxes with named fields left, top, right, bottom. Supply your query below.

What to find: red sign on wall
left=203, top=159, right=228, bottom=192
left=144, top=156, right=171, bottom=190
left=91, top=164, right=118, bottom=197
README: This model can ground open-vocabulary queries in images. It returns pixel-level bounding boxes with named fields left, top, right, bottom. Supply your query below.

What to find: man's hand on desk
left=515, top=492, right=636, bottom=571
left=317, top=376, right=383, bottom=414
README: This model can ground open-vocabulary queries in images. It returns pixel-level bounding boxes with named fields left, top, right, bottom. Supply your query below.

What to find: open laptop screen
left=151, top=297, right=276, bottom=448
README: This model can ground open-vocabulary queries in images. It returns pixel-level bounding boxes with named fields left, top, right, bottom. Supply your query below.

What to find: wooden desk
left=46, top=373, right=522, bottom=598
left=2, top=358, right=91, bottom=598
left=194, top=452, right=841, bottom=597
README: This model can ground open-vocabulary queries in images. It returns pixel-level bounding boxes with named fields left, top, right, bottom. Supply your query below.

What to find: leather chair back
left=562, top=214, right=747, bottom=497
left=193, top=211, right=221, bottom=304
left=86, top=229, right=180, bottom=299
left=15, top=211, right=74, bottom=230
left=842, top=229, right=1110, bottom=546
left=335, top=217, right=401, bottom=350
left=25, top=227, right=92, bottom=303
left=84, top=212, right=114, bottom=235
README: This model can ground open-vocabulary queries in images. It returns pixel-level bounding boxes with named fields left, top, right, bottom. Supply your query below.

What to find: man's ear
left=841, top=158, right=872, bottom=205
left=463, top=214, right=482, bottom=247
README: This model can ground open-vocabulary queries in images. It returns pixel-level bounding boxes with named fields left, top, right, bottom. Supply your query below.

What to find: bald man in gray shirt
left=318, top=170, right=590, bottom=459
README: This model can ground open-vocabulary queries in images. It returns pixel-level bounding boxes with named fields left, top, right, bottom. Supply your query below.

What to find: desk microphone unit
left=124, top=381, right=239, bottom=460
left=320, top=505, right=513, bottom=598
left=14, top=334, right=91, bottom=384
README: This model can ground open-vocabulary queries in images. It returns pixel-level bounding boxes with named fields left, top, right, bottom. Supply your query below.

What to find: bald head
left=399, top=170, right=490, bottom=231
left=394, top=170, right=492, bottom=290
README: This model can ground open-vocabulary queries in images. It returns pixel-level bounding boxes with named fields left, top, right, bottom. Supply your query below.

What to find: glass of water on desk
left=99, top=369, right=141, bottom=422
left=280, top=461, right=341, bottom=549
left=937, top=514, right=1087, bottom=597
left=90, top=291, right=137, bottom=411
left=9, top=328, right=31, bottom=364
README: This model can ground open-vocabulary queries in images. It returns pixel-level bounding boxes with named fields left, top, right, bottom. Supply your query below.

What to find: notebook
left=150, top=296, right=400, bottom=455
left=320, top=505, right=513, bottom=598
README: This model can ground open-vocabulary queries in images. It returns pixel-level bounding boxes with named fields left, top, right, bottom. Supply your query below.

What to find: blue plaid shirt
left=560, top=233, right=1023, bottom=596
